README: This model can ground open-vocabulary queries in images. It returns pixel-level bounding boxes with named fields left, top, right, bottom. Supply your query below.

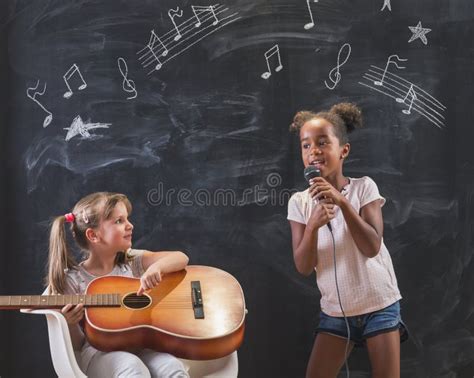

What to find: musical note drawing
left=359, top=64, right=447, bottom=129
left=324, top=43, right=352, bottom=90
left=261, top=45, right=283, bottom=80
left=396, top=84, right=417, bottom=114
left=26, top=80, right=53, bottom=127
left=408, top=21, right=431, bottom=45
left=374, top=54, right=407, bottom=86
left=192, top=5, right=218, bottom=27
left=149, top=30, right=168, bottom=57
left=381, top=0, right=392, bottom=11
left=169, top=7, right=184, bottom=41
left=137, top=30, right=169, bottom=71
left=117, top=57, right=137, bottom=100
left=63, top=64, right=87, bottom=99
left=304, top=0, right=318, bottom=30
left=64, top=115, right=111, bottom=141
left=137, top=4, right=241, bottom=75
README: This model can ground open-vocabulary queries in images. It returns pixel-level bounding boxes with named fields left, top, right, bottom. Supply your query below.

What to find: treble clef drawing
left=324, top=43, right=352, bottom=90
left=117, top=57, right=138, bottom=100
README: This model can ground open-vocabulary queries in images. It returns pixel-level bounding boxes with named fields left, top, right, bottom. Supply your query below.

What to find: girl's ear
left=340, top=143, right=350, bottom=159
left=85, top=228, right=99, bottom=243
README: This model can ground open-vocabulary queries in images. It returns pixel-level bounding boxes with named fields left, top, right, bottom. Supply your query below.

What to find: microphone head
left=304, top=165, right=320, bottom=183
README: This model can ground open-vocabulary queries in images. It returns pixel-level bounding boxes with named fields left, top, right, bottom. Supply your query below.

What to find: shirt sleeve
left=287, top=192, right=306, bottom=224
left=127, top=249, right=146, bottom=277
left=360, top=176, right=386, bottom=208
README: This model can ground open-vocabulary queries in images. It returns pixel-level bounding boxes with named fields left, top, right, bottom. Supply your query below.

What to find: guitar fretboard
left=0, top=294, right=121, bottom=309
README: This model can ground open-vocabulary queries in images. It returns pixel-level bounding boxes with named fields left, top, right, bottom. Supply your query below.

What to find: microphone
left=304, top=165, right=320, bottom=182
left=303, top=166, right=332, bottom=231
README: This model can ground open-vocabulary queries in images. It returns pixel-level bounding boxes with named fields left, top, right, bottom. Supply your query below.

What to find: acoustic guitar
left=0, top=265, right=247, bottom=360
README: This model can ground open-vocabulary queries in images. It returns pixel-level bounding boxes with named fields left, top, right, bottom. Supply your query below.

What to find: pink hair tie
left=64, top=213, right=75, bottom=223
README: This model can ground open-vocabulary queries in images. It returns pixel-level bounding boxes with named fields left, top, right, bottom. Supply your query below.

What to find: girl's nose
left=310, top=145, right=321, bottom=155
left=127, top=220, right=134, bottom=230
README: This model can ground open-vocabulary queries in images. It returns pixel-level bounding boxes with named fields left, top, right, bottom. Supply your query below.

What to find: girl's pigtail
left=330, top=103, right=363, bottom=133
left=46, top=215, right=77, bottom=294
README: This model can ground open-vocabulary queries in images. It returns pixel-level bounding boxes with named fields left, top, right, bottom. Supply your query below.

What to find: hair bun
left=330, top=103, right=363, bottom=133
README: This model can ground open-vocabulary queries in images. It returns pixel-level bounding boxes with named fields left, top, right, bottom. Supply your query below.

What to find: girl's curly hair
left=290, top=102, right=363, bottom=144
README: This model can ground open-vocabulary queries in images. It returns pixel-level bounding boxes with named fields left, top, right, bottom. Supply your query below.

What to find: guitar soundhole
left=122, top=293, right=151, bottom=310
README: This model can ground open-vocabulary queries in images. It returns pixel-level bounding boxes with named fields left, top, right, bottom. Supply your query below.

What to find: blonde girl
left=46, top=192, right=190, bottom=378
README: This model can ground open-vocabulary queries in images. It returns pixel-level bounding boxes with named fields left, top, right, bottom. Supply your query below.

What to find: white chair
left=21, top=309, right=239, bottom=378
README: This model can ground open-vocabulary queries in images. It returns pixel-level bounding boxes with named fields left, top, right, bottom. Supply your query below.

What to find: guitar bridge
left=191, top=281, right=204, bottom=319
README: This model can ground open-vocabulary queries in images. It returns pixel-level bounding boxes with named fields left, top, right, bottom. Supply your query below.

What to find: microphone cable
left=328, top=226, right=351, bottom=378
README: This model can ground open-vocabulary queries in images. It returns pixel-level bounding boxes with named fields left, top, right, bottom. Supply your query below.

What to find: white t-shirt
left=63, top=249, right=146, bottom=371
left=287, top=176, right=401, bottom=317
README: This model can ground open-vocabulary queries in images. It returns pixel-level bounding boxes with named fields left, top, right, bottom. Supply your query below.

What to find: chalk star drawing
left=381, top=0, right=391, bottom=11
left=408, top=21, right=431, bottom=45
left=64, top=115, right=111, bottom=141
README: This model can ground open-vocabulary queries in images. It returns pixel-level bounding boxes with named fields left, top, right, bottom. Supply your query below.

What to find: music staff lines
left=359, top=67, right=446, bottom=128
left=137, top=5, right=237, bottom=67
left=359, top=81, right=444, bottom=129
left=368, top=65, right=446, bottom=113
left=138, top=3, right=223, bottom=54
left=137, top=4, right=240, bottom=74
left=141, top=13, right=240, bottom=76
left=366, top=68, right=446, bottom=116
left=370, top=65, right=446, bottom=111
left=363, top=74, right=437, bottom=119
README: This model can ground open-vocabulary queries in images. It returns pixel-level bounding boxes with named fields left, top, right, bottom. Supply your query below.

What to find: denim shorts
left=316, top=301, right=408, bottom=347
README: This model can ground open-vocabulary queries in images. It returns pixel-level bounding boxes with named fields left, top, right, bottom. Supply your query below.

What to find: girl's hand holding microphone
left=306, top=177, right=339, bottom=230
left=307, top=200, right=335, bottom=230
left=309, top=177, right=346, bottom=207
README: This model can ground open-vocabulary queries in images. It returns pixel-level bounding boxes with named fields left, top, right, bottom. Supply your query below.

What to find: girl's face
left=95, top=201, right=134, bottom=253
left=299, top=117, right=349, bottom=177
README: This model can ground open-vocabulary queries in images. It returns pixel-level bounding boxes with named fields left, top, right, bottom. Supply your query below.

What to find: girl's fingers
left=72, top=304, right=84, bottom=313
left=63, top=305, right=84, bottom=324
left=140, top=277, right=149, bottom=292
left=149, top=276, right=158, bottom=287
left=72, top=311, right=84, bottom=322
left=147, top=275, right=157, bottom=288
left=151, top=274, right=162, bottom=287
left=61, top=304, right=73, bottom=313
left=144, top=278, right=152, bottom=290
left=141, top=272, right=162, bottom=289
left=316, top=189, right=336, bottom=201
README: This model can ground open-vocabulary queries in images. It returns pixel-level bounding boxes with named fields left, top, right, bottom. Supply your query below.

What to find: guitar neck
left=0, top=294, right=121, bottom=310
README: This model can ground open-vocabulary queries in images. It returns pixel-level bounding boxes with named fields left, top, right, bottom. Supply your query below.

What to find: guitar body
left=84, top=266, right=246, bottom=360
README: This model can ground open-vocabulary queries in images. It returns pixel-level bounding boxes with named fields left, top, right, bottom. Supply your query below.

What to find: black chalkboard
left=2, top=0, right=474, bottom=376
left=0, top=1, right=8, bottom=373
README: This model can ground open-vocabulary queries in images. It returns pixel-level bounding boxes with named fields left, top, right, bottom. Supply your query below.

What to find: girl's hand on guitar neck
left=137, top=263, right=163, bottom=295
left=61, top=303, right=84, bottom=325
